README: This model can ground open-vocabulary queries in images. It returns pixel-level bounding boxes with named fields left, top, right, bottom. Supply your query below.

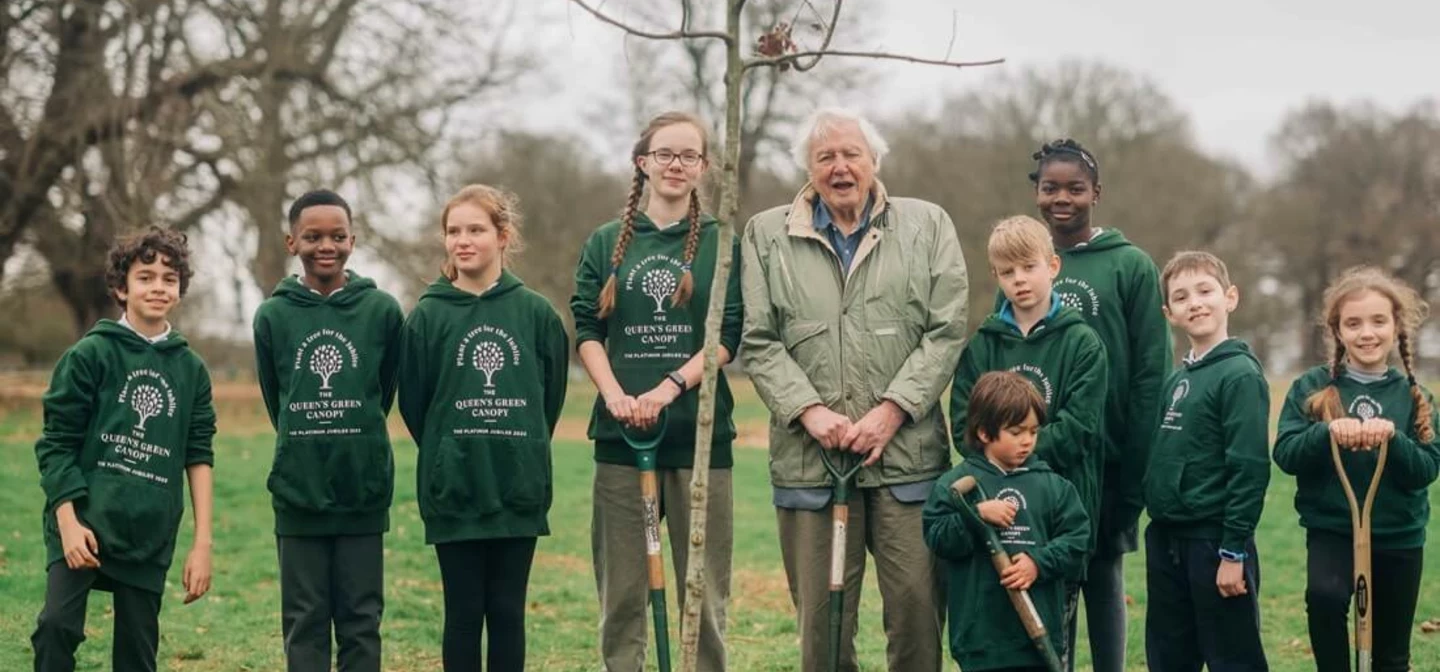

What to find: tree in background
left=1257, top=101, right=1440, bottom=366
left=1, top=0, right=533, bottom=338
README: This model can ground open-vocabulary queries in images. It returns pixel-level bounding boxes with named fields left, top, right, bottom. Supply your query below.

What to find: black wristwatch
left=665, top=371, right=687, bottom=393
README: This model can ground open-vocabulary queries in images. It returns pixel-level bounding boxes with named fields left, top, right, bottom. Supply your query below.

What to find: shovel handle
left=1330, top=437, right=1388, bottom=672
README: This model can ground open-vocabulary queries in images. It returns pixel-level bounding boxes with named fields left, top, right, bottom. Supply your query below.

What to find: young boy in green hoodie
left=955, top=215, right=1108, bottom=666
left=33, top=227, right=216, bottom=672
left=1143, top=250, right=1269, bottom=670
left=954, top=215, right=1109, bottom=523
left=925, top=370, right=1090, bottom=672
left=253, top=190, right=403, bottom=672
left=1024, top=139, right=1171, bottom=672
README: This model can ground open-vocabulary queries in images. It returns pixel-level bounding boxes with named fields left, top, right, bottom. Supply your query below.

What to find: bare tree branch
left=747, top=49, right=1003, bottom=71
left=790, top=0, right=841, bottom=72
left=569, top=0, right=733, bottom=43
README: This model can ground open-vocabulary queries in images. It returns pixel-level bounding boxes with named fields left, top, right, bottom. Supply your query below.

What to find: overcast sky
left=535, top=0, right=1437, bottom=176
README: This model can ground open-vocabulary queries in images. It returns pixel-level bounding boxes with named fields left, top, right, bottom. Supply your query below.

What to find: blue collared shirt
left=813, top=195, right=874, bottom=273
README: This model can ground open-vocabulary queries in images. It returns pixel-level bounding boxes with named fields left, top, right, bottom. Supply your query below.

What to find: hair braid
left=1306, top=336, right=1347, bottom=422
left=1397, top=331, right=1435, bottom=442
left=670, top=190, right=703, bottom=308
left=597, top=167, right=646, bottom=318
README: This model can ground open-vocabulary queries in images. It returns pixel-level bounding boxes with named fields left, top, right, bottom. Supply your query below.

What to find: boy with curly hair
left=32, top=226, right=217, bottom=672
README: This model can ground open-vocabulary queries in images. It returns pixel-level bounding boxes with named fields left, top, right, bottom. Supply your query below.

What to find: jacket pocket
left=781, top=320, right=833, bottom=384
left=84, top=475, right=178, bottom=562
left=424, top=436, right=551, bottom=518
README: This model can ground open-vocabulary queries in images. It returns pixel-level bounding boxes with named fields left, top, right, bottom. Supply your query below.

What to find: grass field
left=0, top=378, right=1437, bottom=671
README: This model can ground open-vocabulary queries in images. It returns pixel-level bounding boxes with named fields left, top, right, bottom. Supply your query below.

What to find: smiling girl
left=398, top=185, right=568, bottom=672
left=1274, top=266, right=1440, bottom=672
left=570, top=111, right=742, bottom=671
left=1026, top=139, right=1172, bottom=672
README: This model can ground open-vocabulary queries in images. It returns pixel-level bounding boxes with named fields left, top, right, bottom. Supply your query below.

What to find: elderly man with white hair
left=740, top=107, right=969, bottom=671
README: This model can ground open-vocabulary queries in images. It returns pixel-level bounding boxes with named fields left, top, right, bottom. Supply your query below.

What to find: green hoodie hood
left=270, top=271, right=379, bottom=307
left=1063, top=227, right=1132, bottom=253
left=1182, top=338, right=1261, bottom=372
left=978, top=296, right=1087, bottom=342
left=89, top=319, right=190, bottom=353
left=420, top=269, right=525, bottom=304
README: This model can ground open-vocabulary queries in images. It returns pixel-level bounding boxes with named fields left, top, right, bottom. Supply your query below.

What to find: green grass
left=0, top=385, right=1438, bottom=671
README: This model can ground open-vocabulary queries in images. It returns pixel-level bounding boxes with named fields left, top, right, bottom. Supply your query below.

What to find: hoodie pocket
left=84, top=475, right=179, bottom=563
left=269, top=436, right=393, bottom=514
left=425, top=436, right=551, bottom=518
left=324, top=437, right=394, bottom=513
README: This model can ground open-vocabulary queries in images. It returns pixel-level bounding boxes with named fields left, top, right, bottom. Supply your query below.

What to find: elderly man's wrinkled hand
left=842, top=400, right=906, bottom=466
left=800, top=405, right=851, bottom=449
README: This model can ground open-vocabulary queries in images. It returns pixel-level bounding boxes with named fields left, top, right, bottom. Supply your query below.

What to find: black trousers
left=277, top=534, right=385, bottom=672
left=434, top=537, right=538, bottom=672
left=32, top=563, right=163, bottom=672
left=1144, top=524, right=1268, bottom=672
left=1305, top=530, right=1424, bottom=672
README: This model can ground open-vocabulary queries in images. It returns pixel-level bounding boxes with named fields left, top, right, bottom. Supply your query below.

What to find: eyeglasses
left=646, top=150, right=706, bottom=167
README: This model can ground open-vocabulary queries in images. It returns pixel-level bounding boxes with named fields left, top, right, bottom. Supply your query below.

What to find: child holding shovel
left=923, top=371, right=1090, bottom=672
left=1274, top=266, right=1440, bottom=672
left=570, top=111, right=743, bottom=672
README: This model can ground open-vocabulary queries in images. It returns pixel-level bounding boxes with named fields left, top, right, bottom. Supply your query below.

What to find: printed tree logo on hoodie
left=310, top=344, right=344, bottom=390
left=117, top=369, right=178, bottom=438
left=293, top=329, right=361, bottom=397
left=131, top=385, right=164, bottom=432
left=1055, top=277, right=1101, bottom=317
left=288, top=329, right=365, bottom=433
left=473, top=341, right=506, bottom=388
left=1348, top=395, right=1383, bottom=421
left=994, top=486, right=1034, bottom=546
left=453, top=324, right=530, bottom=437
left=641, top=268, right=678, bottom=314
left=619, top=254, right=695, bottom=361
left=1161, top=379, right=1190, bottom=431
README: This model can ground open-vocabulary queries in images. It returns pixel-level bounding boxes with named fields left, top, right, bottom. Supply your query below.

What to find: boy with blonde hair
left=950, top=215, right=1108, bottom=665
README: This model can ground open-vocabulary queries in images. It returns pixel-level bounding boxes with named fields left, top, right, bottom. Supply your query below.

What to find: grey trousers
left=592, top=463, right=733, bottom=672
left=777, top=488, right=944, bottom=672
left=277, top=534, right=384, bottom=672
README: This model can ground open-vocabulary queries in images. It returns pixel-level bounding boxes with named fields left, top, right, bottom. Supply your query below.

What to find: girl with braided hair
left=569, top=111, right=742, bottom=671
left=1274, top=266, right=1440, bottom=672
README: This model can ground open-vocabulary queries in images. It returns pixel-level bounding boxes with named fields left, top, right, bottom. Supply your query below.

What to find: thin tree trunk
left=678, top=2, right=743, bottom=669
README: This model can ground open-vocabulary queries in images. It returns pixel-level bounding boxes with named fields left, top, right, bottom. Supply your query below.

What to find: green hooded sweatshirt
left=1144, top=339, right=1270, bottom=553
left=1274, top=366, right=1440, bottom=549
left=997, top=229, right=1171, bottom=552
left=253, top=271, right=403, bottom=536
left=398, top=271, right=568, bottom=544
left=570, top=213, right=742, bottom=469
left=36, top=320, right=217, bottom=594
left=950, top=297, right=1108, bottom=539
left=923, top=455, right=1090, bottom=671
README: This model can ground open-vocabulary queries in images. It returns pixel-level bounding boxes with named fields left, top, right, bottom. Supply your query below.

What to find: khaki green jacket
left=741, top=181, right=969, bottom=488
